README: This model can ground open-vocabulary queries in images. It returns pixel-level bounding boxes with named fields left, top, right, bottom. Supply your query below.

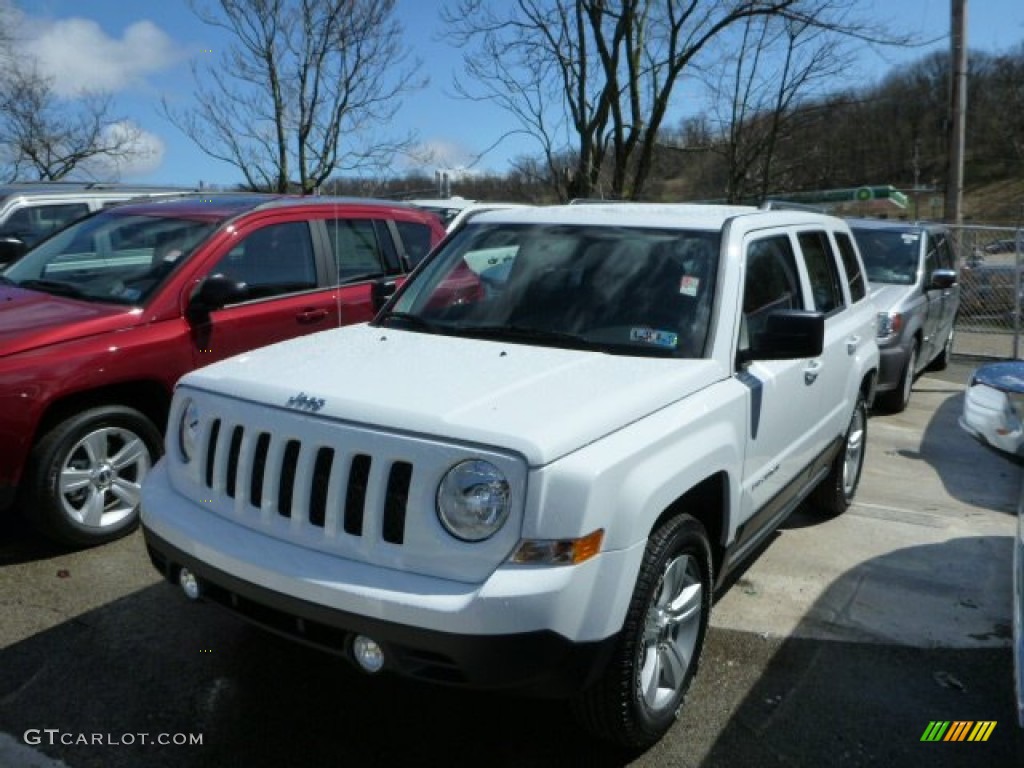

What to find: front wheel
left=573, top=514, right=712, bottom=749
left=23, top=406, right=162, bottom=548
left=812, top=394, right=867, bottom=516
left=878, top=342, right=917, bottom=413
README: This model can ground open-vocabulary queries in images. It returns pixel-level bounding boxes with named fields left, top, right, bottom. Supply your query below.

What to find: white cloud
left=86, top=122, right=167, bottom=179
left=400, top=139, right=480, bottom=172
left=17, top=16, right=180, bottom=96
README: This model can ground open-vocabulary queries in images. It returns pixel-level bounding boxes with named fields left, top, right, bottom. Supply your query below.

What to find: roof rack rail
left=758, top=199, right=827, bottom=213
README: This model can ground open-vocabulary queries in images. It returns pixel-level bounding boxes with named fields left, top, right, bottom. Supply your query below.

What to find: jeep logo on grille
left=285, top=392, right=325, bottom=412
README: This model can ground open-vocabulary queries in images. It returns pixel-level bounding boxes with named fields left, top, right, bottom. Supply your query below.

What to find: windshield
left=2, top=211, right=217, bottom=305
left=852, top=228, right=922, bottom=285
left=380, top=222, right=720, bottom=358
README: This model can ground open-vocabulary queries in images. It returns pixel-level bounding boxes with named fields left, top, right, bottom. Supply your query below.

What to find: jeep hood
left=0, top=285, right=139, bottom=357
left=182, top=324, right=726, bottom=466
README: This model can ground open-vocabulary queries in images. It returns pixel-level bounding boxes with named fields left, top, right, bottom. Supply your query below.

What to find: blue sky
left=11, top=0, right=1024, bottom=189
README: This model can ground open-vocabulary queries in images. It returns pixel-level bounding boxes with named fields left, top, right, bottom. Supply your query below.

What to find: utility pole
left=944, top=0, right=967, bottom=224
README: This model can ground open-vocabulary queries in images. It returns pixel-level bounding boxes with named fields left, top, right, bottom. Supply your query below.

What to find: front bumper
left=144, top=528, right=617, bottom=695
left=875, top=342, right=910, bottom=392
left=141, top=461, right=643, bottom=695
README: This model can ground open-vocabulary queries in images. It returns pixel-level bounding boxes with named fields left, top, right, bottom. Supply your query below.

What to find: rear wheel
left=573, top=514, right=712, bottom=749
left=24, top=406, right=162, bottom=548
left=812, top=394, right=867, bottom=516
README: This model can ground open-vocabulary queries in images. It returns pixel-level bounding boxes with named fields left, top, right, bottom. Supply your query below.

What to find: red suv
left=0, top=194, right=445, bottom=546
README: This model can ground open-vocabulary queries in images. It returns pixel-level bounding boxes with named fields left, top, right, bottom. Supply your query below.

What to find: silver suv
left=0, top=183, right=194, bottom=265
left=850, top=219, right=959, bottom=412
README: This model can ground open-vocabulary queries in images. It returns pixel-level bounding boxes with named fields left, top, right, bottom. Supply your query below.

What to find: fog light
left=178, top=567, right=201, bottom=600
left=352, top=635, right=385, bottom=673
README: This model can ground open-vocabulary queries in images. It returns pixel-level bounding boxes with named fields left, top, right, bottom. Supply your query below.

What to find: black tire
left=877, top=342, right=917, bottom=413
left=812, top=394, right=867, bottom=516
left=573, top=514, right=712, bottom=750
left=23, top=406, right=162, bottom=548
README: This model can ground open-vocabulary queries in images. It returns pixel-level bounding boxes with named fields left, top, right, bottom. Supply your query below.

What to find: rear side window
left=394, top=219, right=435, bottom=268
left=325, top=219, right=386, bottom=281
left=834, top=231, right=867, bottom=302
left=799, top=230, right=845, bottom=314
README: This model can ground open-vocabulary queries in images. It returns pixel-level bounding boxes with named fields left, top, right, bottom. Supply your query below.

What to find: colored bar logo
left=920, top=721, right=996, bottom=742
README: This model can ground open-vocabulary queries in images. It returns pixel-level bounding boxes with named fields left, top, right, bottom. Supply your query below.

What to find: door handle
left=846, top=335, right=860, bottom=355
left=296, top=308, right=328, bottom=324
left=804, top=360, right=823, bottom=385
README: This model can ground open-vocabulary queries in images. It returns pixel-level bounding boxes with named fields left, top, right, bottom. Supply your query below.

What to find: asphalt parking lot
left=0, top=358, right=1021, bottom=767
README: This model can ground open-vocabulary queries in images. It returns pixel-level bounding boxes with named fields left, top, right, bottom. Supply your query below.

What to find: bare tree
left=0, top=2, right=149, bottom=182
left=444, top=0, right=822, bottom=201
left=0, top=64, right=149, bottom=181
left=166, top=0, right=421, bottom=193
left=702, top=12, right=854, bottom=202
left=444, top=0, right=921, bottom=201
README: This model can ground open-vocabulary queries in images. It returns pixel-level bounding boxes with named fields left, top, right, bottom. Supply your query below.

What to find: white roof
left=472, top=202, right=846, bottom=231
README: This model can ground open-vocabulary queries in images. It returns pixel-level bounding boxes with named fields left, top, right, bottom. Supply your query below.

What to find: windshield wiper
left=376, top=311, right=447, bottom=333
left=19, top=279, right=84, bottom=298
left=456, top=324, right=599, bottom=350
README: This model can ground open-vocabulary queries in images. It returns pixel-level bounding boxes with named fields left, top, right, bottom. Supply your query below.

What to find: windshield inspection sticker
left=680, top=275, right=700, bottom=296
left=630, top=327, right=678, bottom=348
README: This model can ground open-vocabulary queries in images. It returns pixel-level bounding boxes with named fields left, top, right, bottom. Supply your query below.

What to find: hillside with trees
left=332, top=40, right=1024, bottom=225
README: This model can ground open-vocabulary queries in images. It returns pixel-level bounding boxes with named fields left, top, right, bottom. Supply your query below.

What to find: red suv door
left=187, top=217, right=338, bottom=366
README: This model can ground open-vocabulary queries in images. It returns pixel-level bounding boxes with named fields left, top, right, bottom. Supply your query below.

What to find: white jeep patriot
left=141, top=204, right=879, bottom=748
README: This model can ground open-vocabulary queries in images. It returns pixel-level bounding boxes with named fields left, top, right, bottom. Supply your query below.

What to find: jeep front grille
left=201, top=418, right=414, bottom=546
left=169, top=389, right=526, bottom=582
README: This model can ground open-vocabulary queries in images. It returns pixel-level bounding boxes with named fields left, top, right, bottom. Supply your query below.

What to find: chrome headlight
left=436, top=460, right=511, bottom=541
left=178, top=398, right=200, bottom=463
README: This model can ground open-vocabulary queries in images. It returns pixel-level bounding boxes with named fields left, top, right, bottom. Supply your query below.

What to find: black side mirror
left=0, top=236, right=27, bottom=267
left=371, top=278, right=399, bottom=312
left=187, top=274, right=247, bottom=321
left=930, top=269, right=958, bottom=290
left=742, top=309, right=825, bottom=364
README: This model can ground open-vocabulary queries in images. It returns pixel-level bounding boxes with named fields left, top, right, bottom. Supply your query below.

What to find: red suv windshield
left=4, top=212, right=219, bottom=305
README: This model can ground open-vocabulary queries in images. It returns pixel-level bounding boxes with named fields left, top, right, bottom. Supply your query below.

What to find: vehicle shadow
left=0, top=508, right=73, bottom=567
left=0, top=533, right=1019, bottom=768
left=870, top=384, right=1020, bottom=516
left=0, top=575, right=633, bottom=768
left=674, top=535, right=1024, bottom=767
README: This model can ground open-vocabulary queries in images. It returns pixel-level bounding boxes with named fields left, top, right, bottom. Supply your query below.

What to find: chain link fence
left=948, top=224, right=1024, bottom=360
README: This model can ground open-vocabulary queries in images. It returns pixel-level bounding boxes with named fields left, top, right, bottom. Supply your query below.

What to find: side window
left=211, top=221, right=317, bottom=300
left=325, top=219, right=386, bottom=281
left=798, top=230, right=844, bottom=314
left=394, top=219, right=435, bottom=268
left=4, top=203, right=90, bottom=245
left=742, top=235, right=805, bottom=347
left=834, top=231, right=867, bottom=302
